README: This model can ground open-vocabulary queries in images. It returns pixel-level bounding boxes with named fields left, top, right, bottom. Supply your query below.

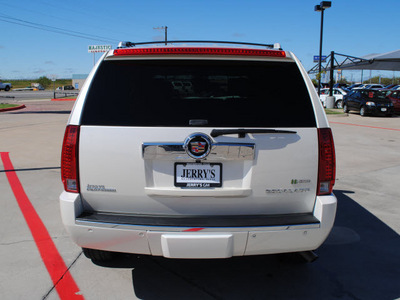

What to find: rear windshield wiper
left=210, top=128, right=297, bottom=138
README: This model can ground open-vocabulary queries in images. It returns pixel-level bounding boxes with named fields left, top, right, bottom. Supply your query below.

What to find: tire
left=82, top=248, right=114, bottom=262
left=336, top=100, right=343, bottom=109
left=343, top=104, right=349, bottom=113
left=5, top=86, right=10, bottom=91
left=360, top=106, right=366, bottom=117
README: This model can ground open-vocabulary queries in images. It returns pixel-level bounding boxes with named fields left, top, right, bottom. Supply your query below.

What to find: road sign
left=88, top=45, right=112, bottom=53
left=314, top=55, right=327, bottom=63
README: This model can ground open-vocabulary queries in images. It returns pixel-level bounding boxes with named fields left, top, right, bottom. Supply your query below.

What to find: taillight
left=113, top=47, right=286, bottom=58
left=61, top=125, right=80, bottom=193
left=317, top=128, right=336, bottom=195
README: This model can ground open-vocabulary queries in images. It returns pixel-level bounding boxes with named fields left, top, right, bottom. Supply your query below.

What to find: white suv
left=60, top=41, right=336, bottom=262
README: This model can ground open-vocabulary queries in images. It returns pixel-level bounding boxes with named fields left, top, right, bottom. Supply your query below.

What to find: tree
left=37, top=76, right=52, bottom=89
left=337, top=78, right=350, bottom=85
left=363, top=76, right=400, bottom=85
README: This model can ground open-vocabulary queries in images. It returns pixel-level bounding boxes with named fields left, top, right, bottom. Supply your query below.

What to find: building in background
left=72, top=74, right=88, bottom=90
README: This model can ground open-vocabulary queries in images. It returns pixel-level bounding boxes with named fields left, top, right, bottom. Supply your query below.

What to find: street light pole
left=315, top=1, right=331, bottom=96
left=318, top=8, right=324, bottom=96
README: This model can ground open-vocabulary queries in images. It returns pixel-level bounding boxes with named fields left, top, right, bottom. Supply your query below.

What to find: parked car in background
left=343, top=89, right=394, bottom=117
left=363, top=84, right=385, bottom=89
left=333, top=83, right=348, bottom=89
left=320, top=88, right=347, bottom=108
left=352, top=84, right=385, bottom=90
left=0, top=80, right=12, bottom=91
left=32, top=84, right=45, bottom=91
left=347, top=83, right=364, bottom=90
left=383, top=84, right=397, bottom=90
left=56, top=85, right=75, bottom=91
left=385, top=90, right=400, bottom=113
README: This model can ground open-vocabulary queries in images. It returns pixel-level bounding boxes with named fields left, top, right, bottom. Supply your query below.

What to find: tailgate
left=78, top=126, right=318, bottom=216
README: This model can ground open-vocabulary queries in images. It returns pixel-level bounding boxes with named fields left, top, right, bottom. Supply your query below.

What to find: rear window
left=80, top=59, right=316, bottom=127
left=360, top=90, right=387, bottom=99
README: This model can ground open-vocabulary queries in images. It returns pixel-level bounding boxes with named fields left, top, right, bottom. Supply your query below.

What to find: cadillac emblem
left=184, top=133, right=212, bottom=159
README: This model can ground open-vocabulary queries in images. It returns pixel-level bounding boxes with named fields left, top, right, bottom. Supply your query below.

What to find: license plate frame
left=174, top=163, right=222, bottom=188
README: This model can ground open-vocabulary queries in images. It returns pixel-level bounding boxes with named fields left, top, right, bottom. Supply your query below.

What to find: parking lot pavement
left=328, top=113, right=400, bottom=233
left=0, top=103, right=399, bottom=299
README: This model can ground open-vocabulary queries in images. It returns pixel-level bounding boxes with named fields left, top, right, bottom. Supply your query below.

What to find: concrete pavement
left=0, top=102, right=399, bottom=299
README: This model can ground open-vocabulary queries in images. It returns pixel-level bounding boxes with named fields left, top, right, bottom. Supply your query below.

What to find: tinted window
left=81, top=60, right=316, bottom=127
left=360, top=90, right=386, bottom=99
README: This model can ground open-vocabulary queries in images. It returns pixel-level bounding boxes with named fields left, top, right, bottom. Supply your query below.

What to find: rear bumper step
left=76, top=211, right=319, bottom=228
left=60, top=192, right=336, bottom=257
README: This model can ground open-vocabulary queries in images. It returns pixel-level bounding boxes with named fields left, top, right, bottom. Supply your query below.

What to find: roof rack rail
left=117, top=40, right=282, bottom=50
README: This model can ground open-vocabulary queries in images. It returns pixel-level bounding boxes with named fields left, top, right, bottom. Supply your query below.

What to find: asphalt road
left=0, top=90, right=78, bottom=101
left=0, top=101, right=399, bottom=299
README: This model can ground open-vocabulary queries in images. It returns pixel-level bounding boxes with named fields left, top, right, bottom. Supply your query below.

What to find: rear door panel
left=79, top=127, right=318, bottom=216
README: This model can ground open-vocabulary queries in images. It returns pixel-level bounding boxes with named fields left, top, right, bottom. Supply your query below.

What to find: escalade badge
left=184, top=133, right=212, bottom=159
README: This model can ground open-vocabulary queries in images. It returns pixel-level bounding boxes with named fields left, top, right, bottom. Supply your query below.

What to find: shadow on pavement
left=94, top=190, right=400, bottom=300
left=0, top=166, right=60, bottom=173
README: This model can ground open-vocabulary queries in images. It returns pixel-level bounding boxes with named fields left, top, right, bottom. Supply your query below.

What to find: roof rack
left=117, top=40, right=282, bottom=50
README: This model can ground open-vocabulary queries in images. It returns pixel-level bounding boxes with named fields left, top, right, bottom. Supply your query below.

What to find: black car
left=343, top=89, right=394, bottom=117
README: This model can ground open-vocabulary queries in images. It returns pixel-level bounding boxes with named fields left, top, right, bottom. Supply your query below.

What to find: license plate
left=381, top=108, right=387, bottom=112
left=175, top=163, right=222, bottom=188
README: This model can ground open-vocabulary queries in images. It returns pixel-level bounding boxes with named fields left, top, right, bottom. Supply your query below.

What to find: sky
left=1, top=0, right=399, bottom=82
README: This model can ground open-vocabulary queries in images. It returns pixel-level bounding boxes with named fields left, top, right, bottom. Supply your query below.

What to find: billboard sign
left=88, top=45, right=112, bottom=53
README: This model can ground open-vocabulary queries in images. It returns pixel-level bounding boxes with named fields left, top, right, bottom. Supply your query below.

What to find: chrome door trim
left=143, top=142, right=255, bottom=161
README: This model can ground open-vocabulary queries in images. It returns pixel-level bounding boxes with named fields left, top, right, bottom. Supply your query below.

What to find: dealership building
left=72, top=74, right=88, bottom=90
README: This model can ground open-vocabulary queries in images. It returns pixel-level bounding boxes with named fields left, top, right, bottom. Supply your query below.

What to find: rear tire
left=82, top=248, right=114, bottom=262
left=5, top=86, right=10, bottom=91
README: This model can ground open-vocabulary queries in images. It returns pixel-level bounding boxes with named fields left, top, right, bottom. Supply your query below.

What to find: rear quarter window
left=80, top=59, right=316, bottom=127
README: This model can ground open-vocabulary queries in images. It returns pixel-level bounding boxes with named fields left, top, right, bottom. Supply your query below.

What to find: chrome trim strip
left=75, top=219, right=320, bottom=231
left=143, top=142, right=255, bottom=161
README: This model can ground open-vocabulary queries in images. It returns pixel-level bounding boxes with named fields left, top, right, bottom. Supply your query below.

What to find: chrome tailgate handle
left=143, top=142, right=255, bottom=161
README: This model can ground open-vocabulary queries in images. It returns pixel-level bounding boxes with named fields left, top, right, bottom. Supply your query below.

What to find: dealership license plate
left=381, top=108, right=387, bottom=112
left=175, top=163, right=222, bottom=188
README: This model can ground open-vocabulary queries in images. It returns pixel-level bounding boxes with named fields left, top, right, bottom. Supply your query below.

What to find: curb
left=0, top=104, right=26, bottom=112
left=51, top=98, right=76, bottom=101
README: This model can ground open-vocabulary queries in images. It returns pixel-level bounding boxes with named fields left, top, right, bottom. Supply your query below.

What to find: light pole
left=315, top=1, right=331, bottom=96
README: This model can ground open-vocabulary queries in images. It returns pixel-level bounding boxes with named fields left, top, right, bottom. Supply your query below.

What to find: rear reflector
left=113, top=47, right=286, bottom=58
left=317, top=128, right=336, bottom=195
left=61, top=125, right=80, bottom=193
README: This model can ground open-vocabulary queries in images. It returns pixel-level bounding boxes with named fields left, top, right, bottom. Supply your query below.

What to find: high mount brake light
left=317, top=128, right=336, bottom=195
left=61, top=125, right=80, bottom=193
left=113, top=47, right=286, bottom=57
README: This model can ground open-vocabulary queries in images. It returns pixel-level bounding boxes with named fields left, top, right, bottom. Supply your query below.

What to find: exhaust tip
left=299, top=251, right=319, bottom=263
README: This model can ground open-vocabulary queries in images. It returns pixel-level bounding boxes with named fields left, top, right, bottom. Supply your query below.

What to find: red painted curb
left=0, top=104, right=26, bottom=112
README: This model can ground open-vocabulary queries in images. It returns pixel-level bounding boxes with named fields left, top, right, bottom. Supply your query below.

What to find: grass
left=325, top=108, right=345, bottom=115
left=0, top=104, right=19, bottom=109
left=4, top=79, right=72, bottom=89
